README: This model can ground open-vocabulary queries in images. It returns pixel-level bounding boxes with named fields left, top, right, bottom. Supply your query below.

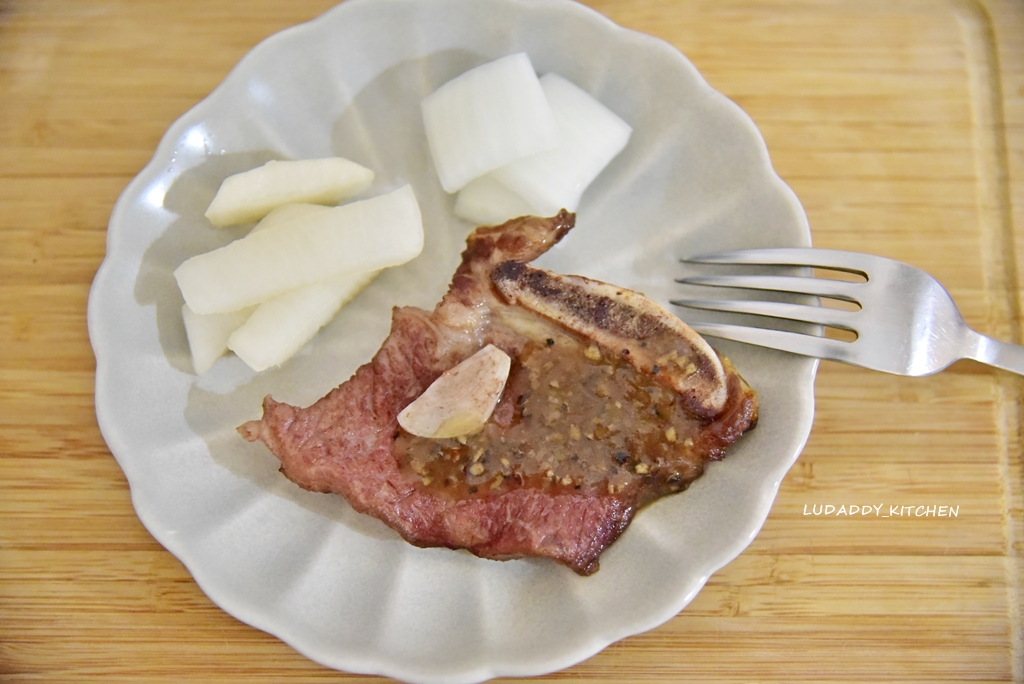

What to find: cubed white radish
left=175, top=184, right=423, bottom=314
left=181, top=303, right=255, bottom=374
left=422, top=53, right=561, bottom=193
left=453, top=175, right=536, bottom=226
left=205, top=157, right=374, bottom=226
left=490, top=73, right=632, bottom=215
left=398, top=344, right=512, bottom=439
left=250, top=203, right=330, bottom=232
left=227, top=270, right=379, bottom=372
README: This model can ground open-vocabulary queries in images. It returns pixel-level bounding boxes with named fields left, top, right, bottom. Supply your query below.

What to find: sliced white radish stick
left=226, top=201, right=380, bottom=370
left=227, top=270, right=378, bottom=372
left=181, top=303, right=255, bottom=375
left=181, top=205, right=330, bottom=375
left=175, top=184, right=422, bottom=314
left=421, top=53, right=561, bottom=193
left=453, top=175, right=535, bottom=226
left=398, top=344, right=512, bottom=439
left=490, top=73, right=632, bottom=215
left=205, top=157, right=374, bottom=226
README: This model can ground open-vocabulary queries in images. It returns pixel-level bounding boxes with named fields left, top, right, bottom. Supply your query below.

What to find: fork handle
left=967, top=331, right=1024, bottom=376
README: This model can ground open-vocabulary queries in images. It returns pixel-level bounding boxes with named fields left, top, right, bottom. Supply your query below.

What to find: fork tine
left=688, top=322, right=854, bottom=362
left=684, top=247, right=873, bottom=276
left=676, top=274, right=861, bottom=302
left=671, top=297, right=858, bottom=330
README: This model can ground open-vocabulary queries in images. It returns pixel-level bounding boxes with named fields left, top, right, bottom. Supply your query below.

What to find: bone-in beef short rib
left=239, top=211, right=758, bottom=575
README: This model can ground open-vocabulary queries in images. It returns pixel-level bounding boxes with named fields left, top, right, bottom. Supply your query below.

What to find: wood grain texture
left=1, top=0, right=1021, bottom=681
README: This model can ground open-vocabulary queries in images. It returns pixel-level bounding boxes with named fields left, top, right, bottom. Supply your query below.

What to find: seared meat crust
left=239, top=212, right=757, bottom=575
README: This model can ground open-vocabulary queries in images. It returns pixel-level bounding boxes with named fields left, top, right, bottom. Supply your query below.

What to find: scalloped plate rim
left=87, top=1, right=817, bottom=682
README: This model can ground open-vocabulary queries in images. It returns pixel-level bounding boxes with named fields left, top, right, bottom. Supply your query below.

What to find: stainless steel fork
left=673, top=248, right=1024, bottom=376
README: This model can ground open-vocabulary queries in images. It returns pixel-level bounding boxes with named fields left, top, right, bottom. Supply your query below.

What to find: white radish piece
left=227, top=270, right=378, bottom=372
left=490, top=73, right=632, bottom=215
left=175, top=184, right=423, bottom=314
left=180, top=205, right=328, bottom=374
left=181, top=303, right=255, bottom=375
left=398, top=344, right=512, bottom=439
left=453, top=175, right=536, bottom=226
left=182, top=203, right=380, bottom=372
left=422, top=53, right=561, bottom=193
left=226, top=201, right=379, bottom=370
left=205, top=157, right=374, bottom=226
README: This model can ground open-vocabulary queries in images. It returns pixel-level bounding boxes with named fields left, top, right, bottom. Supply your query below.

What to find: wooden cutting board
left=2, top=0, right=1021, bottom=681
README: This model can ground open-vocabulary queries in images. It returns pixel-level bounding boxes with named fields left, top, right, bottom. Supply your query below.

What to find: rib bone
left=491, top=261, right=728, bottom=418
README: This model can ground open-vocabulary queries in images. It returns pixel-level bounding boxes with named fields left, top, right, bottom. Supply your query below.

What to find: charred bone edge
left=491, top=261, right=729, bottom=418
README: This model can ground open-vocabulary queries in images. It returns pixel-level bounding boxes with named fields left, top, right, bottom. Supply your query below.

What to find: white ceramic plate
left=88, top=0, right=815, bottom=682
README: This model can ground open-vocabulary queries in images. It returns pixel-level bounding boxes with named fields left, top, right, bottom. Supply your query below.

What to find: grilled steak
left=239, top=211, right=757, bottom=575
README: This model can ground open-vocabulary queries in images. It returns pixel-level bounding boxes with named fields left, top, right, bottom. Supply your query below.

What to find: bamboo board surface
left=1, top=0, right=1023, bottom=681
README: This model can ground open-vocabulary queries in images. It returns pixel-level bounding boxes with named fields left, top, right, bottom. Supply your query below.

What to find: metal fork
left=672, top=248, right=1024, bottom=376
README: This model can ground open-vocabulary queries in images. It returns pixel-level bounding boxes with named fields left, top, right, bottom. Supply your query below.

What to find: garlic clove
left=398, top=344, right=512, bottom=439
